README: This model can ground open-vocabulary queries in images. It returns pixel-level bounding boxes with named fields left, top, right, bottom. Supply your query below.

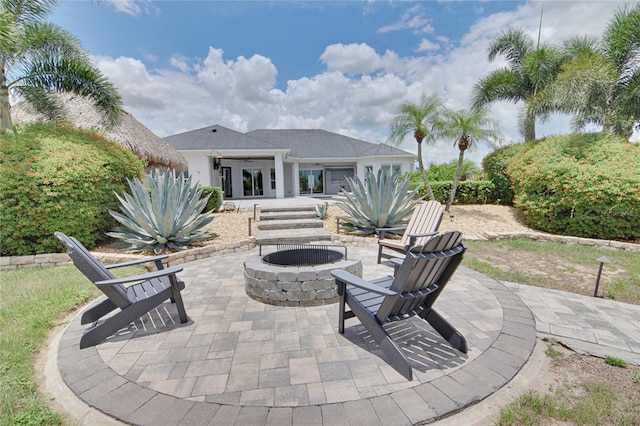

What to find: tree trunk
left=0, top=66, right=12, bottom=131
left=416, top=141, right=435, bottom=201
left=445, top=149, right=465, bottom=213
left=524, top=116, right=536, bottom=141
left=602, top=96, right=613, bottom=132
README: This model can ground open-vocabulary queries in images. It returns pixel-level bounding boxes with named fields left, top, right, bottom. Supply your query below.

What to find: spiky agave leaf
left=107, top=169, right=215, bottom=253
left=336, top=169, right=421, bottom=235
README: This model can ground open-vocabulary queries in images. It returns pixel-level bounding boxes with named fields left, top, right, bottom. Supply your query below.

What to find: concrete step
left=257, top=218, right=324, bottom=231
left=260, top=211, right=318, bottom=221
left=256, top=228, right=332, bottom=246
left=260, top=205, right=316, bottom=213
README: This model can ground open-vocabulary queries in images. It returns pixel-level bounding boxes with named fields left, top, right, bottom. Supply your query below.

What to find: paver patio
left=55, top=246, right=538, bottom=425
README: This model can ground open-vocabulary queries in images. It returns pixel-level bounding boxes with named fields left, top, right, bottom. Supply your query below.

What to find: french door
left=299, top=169, right=323, bottom=195
left=242, top=168, right=263, bottom=197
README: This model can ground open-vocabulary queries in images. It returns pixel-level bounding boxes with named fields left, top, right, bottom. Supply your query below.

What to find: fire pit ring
left=262, top=244, right=346, bottom=266
left=244, top=244, right=362, bottom=307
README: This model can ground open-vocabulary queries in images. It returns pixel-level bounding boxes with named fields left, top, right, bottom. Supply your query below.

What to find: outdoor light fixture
left=208, top=150, right=224, bottom=170
left=213, top=155, right=223, bottom=170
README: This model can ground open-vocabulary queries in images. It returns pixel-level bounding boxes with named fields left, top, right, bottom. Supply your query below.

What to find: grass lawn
left=464, top=238, right=640, bottom=304
left=0, top=265, right=141, bottom=425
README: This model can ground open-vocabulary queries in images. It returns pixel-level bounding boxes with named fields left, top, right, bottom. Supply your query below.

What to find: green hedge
left=0, top=123, right=145, bottom=256
left=482, top=142, right=534, bottom=204
left=508, top=132, right=640, bottom=240
left=199, top=186, right=222, bottom=212
left=415, top=180, right=496, bottom=204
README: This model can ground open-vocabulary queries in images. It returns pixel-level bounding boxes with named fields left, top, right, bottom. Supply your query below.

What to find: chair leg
left=172, top=289, right=188, bottom=324
left=80, top=299, right=117, bottom=325
left=346, top=296, right=413, bottom=380
left=421, top=308, right=468, bottom=354
left=80, top=290, right=186, bottom=348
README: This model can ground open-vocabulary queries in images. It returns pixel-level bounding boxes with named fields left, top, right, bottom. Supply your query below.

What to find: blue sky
left=49, top=1, right=630, bottom=165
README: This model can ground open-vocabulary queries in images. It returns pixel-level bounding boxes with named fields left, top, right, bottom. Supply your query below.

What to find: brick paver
left=57, top=247, right=537, bottom=425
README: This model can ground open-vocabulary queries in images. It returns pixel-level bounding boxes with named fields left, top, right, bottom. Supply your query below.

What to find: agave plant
left=315, top=203, right=328, bottom=219
left=336, top=169, right=421, bottom=235
left=107, top=169, right=215, bottom=253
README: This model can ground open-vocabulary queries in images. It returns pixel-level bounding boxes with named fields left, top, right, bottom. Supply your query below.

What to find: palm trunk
left=416, top=141, right=435, bottom=201
left=602, top=96, right=613, bottom=133
left=525, top=117, right=536, bottom=141
left=0, top=65, right=12, bottom=131
left=445, top=149, right=465, bottom=213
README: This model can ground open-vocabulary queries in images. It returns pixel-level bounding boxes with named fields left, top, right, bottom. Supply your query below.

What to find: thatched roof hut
left=11, top=93, right=187, bottom=172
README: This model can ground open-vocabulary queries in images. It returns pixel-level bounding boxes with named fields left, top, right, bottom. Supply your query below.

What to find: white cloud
left=418, top=39, right=440, bottom=52
left=378, top=5, right=434, bottom=34
left=93, top=1, right=630, bottom=167
left=320, top=43, right=383, bottom=74
left=107, top=0, right=158, bottom=17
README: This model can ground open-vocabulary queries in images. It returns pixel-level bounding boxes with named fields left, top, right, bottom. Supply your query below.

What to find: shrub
left=0, top=123, right=145, bottom=256
left=414, top=180, right=496, bottom=204
left=199, top=186, right=222, bottom=212
left=408, top=159, right=481, bottom=187
left=336, top=169, right=421, bottom=235
left=482, top=143, right=533, bottom=204
left=508, top=133, right=640, bottom=240
left=107, top=169, right=215, bottom=253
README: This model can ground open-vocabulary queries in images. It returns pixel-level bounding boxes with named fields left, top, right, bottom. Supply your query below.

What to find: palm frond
left=2, top=0, right=58, bottom=26
left=471, top=69, right=526, bottom=110
left=486, top=27, right=534, bottom=69
left=603, top=3, right=640, bottom=71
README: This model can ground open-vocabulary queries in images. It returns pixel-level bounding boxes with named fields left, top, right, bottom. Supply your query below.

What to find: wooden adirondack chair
left=55, top=232, right=188, bottom=349
left=376, top=200, right=443, bottom=264
left=332, top=231, right=467, bottom=380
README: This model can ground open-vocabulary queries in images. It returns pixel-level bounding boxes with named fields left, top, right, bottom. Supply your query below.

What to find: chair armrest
left=407, top=231, right=438, bottom=246
left=95, top=266, right=183, bottom=287
left=407, top=231, right=438, bottom=238
left=390, top=258, right=404, bottom=275
left=376, top=227, right=406, bottom=240
left=331, top=269, right=397, bottom=297
left=104, top=255, right=169, bottom=270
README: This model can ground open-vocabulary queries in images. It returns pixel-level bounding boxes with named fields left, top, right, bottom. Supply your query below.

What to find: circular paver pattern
left=56, top=247, right=536, bottom=425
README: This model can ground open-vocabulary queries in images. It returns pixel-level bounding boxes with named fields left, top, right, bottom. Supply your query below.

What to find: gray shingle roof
left=164, top=125, right=283, bottom=151
left=247, top=129, right=413, bottom=158
left=164, top=125, right=414, bottom=159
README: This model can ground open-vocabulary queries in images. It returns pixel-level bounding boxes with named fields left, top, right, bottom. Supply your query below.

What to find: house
left=164, top=125, right=416, bottom=199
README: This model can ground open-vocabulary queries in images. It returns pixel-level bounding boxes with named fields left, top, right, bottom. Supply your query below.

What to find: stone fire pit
left=244, top=244, right=362, bottom=306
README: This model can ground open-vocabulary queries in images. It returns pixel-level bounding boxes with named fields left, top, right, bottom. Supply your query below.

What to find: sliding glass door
left=242, top=168, right=263, bottom=197
left=299, top=169, right=323, bottom=195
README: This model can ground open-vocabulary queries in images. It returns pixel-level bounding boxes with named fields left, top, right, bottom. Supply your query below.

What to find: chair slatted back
left=55, top=232, right=131, bottom=309
left=399, top=201, right=443, bottom=247
left=376, top=231, right=464, bottom=322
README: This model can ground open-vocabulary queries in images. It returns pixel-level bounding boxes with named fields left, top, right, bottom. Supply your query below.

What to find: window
left=381, top=164, right=401, bottom=175
left=364, top=165, right=373, bottom=183
left=270, top=168, right=276, bottom=190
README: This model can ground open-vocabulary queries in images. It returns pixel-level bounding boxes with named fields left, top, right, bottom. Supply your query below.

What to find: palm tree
left=548, top=4, right=640, bottom=137
left=0, top=0, right=122, bottom=131
left=440, top=107, right=498, bottom=213
left=472, top=27, right=562, bottom=141
left=387, top=93, right=444, bottom=201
